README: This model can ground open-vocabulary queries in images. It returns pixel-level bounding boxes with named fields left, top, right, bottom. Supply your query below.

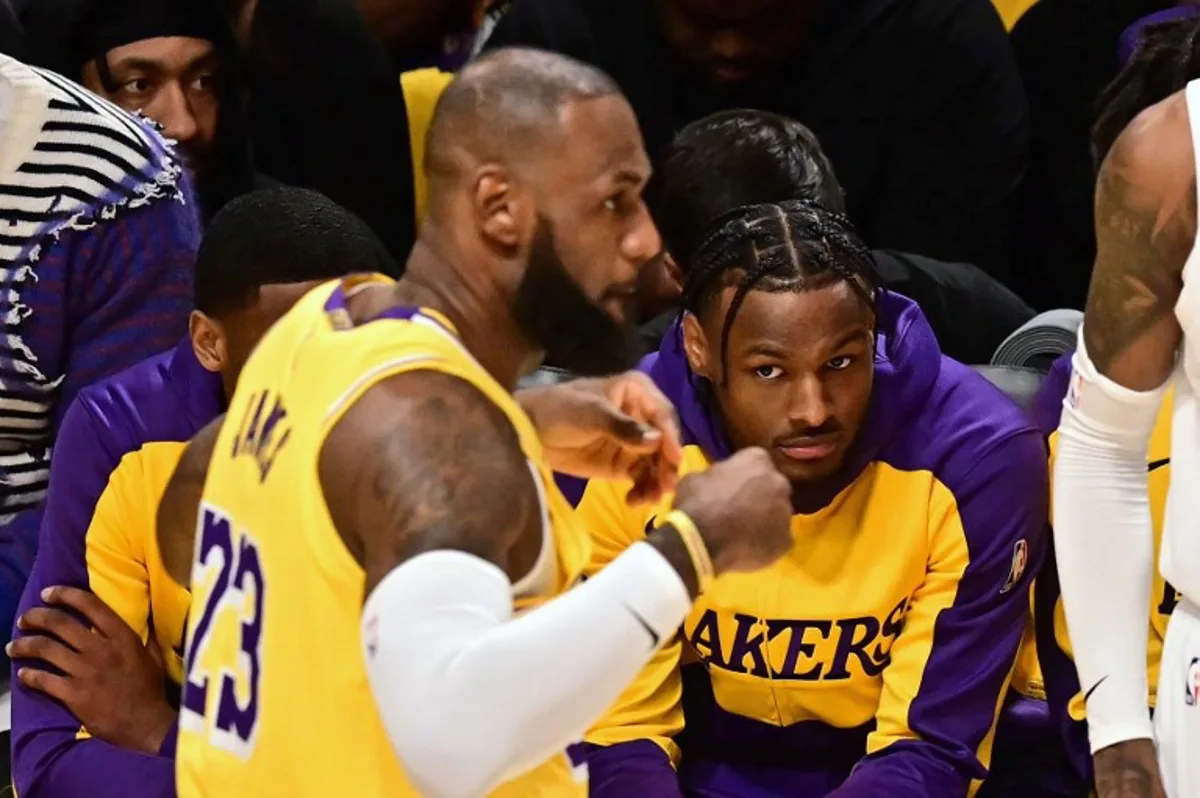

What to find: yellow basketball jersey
left=175, top=276, right=592, bottom=797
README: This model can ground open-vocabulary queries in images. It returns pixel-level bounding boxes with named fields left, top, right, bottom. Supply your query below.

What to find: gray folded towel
left=990, top=309, right=1083, bottom=369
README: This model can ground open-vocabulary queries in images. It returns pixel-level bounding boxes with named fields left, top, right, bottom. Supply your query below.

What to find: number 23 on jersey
left=181, top=503, right=268, bottom=758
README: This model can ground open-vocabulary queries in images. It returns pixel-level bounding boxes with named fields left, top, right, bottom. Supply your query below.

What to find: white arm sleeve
left=361, top=541, right=691, bottom=798
left=1053, top=334, right=1167, bottom=753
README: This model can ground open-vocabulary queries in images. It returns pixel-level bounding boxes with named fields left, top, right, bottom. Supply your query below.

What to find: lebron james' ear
left=474, top=167, right=523, bottom=252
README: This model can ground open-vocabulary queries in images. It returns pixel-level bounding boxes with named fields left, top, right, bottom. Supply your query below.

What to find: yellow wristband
left=663, top=509, right=714, bottom=593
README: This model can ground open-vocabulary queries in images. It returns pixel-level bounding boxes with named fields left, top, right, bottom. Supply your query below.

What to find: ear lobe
left=681, top=312, right=712, bottom=379
left=188, top=310, right=227, bottom=374
left=476, top=172, right=523, bottom=250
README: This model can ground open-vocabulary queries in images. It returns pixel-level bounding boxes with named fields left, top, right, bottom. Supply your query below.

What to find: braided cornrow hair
left=682, top=199, right=882, bottom=382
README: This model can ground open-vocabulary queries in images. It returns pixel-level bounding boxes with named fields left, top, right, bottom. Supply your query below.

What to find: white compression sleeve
left=361, top=541, right=691, bottom=798
left=1053, top=336, right=1167, bottom=752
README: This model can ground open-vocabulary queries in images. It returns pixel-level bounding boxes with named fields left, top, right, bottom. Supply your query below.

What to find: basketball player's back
left=174, top=275, right=591, bottom=797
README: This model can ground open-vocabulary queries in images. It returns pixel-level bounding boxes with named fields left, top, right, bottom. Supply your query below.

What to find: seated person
left=567, top=199, right=1049, bottom=796
left=1000, top=352, right=1173, bottom=797
left=0, top=50, right=200, bottom=659
left=482, top=0, right=1030, bottom=282
left=982, top=28, right=1195, bottom=796
left=647, top=109, right=1035, bottom=364
left=20, top=0, right=256, bottom=220
left=239, top=0, right=418, bottom=263
left=8, top=187, right=393, bottom=798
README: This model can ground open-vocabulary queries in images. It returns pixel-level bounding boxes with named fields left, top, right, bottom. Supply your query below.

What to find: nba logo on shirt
left=1186, top=658, right=1200, bottom=706
left=1000, top=539, right=1029, bottom=594
left=1066, top=371, right=1084, bottom=410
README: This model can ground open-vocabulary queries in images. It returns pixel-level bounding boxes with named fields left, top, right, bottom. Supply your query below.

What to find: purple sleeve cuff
left=831, top=744, right=965, bottom=797
left=584, top=740, right=683, bottom=798
left=11, top=736, right=176, bottom=798
left=157, top=717, right=179, bottom=758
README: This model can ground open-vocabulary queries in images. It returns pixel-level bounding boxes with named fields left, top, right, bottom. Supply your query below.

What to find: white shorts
left=1155, top=598, right=1200, bottom=797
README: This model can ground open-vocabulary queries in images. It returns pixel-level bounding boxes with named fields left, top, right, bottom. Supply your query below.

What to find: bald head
left=424, top=47, right=622, bottom=199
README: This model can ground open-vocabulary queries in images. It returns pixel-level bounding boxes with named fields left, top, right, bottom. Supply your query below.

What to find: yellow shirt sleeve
left=574, top=476, right=684, bottom=763
left=84, top=451, right=154, bottom=643
left=84, top=442, right=192, bottom=685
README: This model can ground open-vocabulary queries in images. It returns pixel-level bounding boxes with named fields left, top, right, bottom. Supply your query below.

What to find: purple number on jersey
left=182, top=504, right=268, bottom=750
left=183, top=507, right=234, bottom=717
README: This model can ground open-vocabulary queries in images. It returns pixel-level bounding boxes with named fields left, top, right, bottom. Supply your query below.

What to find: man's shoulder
left=70, top=345, right=193, bottom=457
left=1108, top=88, right=1196, bottom=211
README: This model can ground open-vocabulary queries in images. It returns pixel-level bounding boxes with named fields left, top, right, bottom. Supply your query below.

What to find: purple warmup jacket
left=563, top=293, right=1049, bottom=797
left=11, top=337, right=223, bottom=798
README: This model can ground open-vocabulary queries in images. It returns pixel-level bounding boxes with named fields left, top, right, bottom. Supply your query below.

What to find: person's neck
left=394, top=234, right=542, bottom=391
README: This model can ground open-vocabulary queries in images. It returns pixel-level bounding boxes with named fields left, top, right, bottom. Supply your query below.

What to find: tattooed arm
left=1082, top=94, right=1192, bottom=388
left=1054, top=93, right=1195, bottom=798
left=317, top=368, right=788, bottom=797
left=156, top=416, right=225, bottom=589
left=319, top=369, right=548, bottom=592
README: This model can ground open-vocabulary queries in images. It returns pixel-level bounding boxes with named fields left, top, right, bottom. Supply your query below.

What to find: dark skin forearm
left=157, top=415, right=224, bottom=588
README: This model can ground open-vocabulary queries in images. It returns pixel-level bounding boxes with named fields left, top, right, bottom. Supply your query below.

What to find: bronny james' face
left=82, top=36, right=220, bottom=176
left=686, top=280, right=875, bottom=482
left=512, top=94, right=662, bottom=375
left=656, top=0, right=815, bottom=88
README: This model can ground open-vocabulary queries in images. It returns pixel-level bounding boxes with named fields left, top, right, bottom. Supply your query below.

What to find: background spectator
left=9, top=186, right=390, bottom=798
left=648, top=109, right=1036, bottom=363
left=0, top=53, right=199, bottom=670
left=483, top=0, right=1030, bottom=285
left=239, top=0, right=415, bottom=264
left=19, top=0, right=256, bottom=221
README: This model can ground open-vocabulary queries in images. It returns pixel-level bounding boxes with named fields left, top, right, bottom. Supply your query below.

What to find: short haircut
left=1093, top=17, right=1200, bottom=169
left=193, top=186, right=395, bottom=317
left=654, top=109, right=846, bottom=267
left=424, top=47, right=621, bottom=193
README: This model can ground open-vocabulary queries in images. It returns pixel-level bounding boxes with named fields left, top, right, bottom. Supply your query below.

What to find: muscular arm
left=1053, top=92, right=1194, bottom=781
left=319, top=370, right=695, bottom=798
left=156, top=416, right=225, bottom=588
left=1082, top=96, right=1192, bottom=387
left=322, top=369, right=540, bottom=591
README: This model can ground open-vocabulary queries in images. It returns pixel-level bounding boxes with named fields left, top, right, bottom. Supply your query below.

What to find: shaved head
left=424, top=47, right=622, bottom=198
